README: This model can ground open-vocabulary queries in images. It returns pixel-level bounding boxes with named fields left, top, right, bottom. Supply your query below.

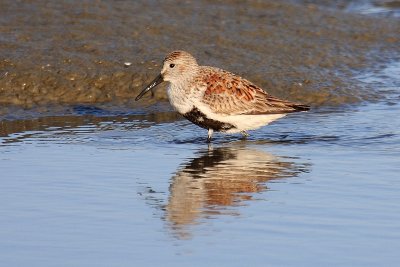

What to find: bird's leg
left=241, top=131, right=249, bottom=139
left=207, top=129, right=214, bottom=143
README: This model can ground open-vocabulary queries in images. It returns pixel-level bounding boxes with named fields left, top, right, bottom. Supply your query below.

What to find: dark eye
left=169, top=64, right=175, bottom=68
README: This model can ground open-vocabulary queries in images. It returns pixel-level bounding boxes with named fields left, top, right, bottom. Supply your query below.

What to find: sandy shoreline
left=0, top=0, right=399, bottom=112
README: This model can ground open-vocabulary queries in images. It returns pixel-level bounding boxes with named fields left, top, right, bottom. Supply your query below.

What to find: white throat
left=167, top=82, right=195, bottom=114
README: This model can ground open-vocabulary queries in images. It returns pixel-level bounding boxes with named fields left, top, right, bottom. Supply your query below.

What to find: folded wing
left=200, top=67, right=309, bottom=115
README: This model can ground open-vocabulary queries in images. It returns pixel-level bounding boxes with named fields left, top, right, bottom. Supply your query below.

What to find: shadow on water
left=1, top=103, right=343, bottom=147
left=0, top=105, right=180, bottom=145
left=140, top=145, right=310, bottom=240
left=172, top=130, right=341, bottom=146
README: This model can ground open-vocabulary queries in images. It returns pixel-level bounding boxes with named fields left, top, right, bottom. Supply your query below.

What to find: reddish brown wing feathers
left=200, top=67, right=309, bottom=115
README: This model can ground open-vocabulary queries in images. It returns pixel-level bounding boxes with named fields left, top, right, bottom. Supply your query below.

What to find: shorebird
left=135, top=51, right=309, bottom=142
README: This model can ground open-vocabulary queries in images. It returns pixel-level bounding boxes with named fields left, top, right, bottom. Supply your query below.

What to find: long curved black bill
left=135, top=74, right=164, bottom=101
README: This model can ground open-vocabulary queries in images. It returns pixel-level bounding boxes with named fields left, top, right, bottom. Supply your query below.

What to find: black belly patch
left=183, top=107, right=235, bottom=132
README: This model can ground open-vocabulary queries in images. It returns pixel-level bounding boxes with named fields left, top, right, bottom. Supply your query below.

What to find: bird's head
left=135, top=51, right=199, bottom=101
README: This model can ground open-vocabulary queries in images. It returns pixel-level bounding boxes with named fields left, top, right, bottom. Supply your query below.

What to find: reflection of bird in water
left=165, top=145, right=308, bottom=239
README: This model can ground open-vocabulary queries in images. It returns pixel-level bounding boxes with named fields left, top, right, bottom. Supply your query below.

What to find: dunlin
left=136, top=51, right=309, bottom=142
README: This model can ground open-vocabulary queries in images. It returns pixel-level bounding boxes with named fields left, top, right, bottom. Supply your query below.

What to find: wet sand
left=0, top=0, right=399, bottom=114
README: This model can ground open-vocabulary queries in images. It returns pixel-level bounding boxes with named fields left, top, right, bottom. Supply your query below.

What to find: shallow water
left=1, top=62, right=399, bottom=266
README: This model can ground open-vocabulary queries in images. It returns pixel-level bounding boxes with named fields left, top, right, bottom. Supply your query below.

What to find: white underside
left=192, top=98, right=286, bottom=133
left=220, top=113, right=286, bottom=133
left=167, top=84, right=286, bottom=133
